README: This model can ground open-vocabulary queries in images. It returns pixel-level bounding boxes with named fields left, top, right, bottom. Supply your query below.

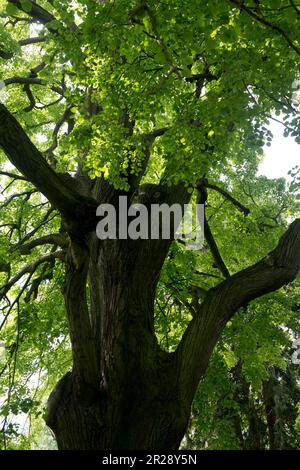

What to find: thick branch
left=14, top=233, right=68, bottom=254
left=145, top=127, right=169, bottom=139
left=64, top=243, right=98, bottom=387
left=23, top=83, right=36, bottom=112
left=19, top=36, right=47, bottom=46
left=3, top=77, right=64, bottom=96
left=176, top=219, right=300, bottom=405
left=7, top=0, right=56, bottom=32
left=197, top=179, right=230, bottom=278
left=45, top=105, right=73, bottom=165
left=203, top=214, right=231, bottom=278
left=0, top=104, right=98, bottom=233
left=1, top=38, right=47, bottom=58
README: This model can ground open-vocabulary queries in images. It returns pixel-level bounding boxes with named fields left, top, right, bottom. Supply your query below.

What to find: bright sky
left=258, top=119, right=299, bottom=180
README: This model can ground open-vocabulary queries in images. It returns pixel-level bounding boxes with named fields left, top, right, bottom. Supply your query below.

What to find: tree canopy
left=0, top=0, right=299, bottom=450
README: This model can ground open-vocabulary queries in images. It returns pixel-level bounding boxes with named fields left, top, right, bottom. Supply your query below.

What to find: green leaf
left=5, top=3, right=19, bottom=16
left=20, top=0, right=32, bottom=13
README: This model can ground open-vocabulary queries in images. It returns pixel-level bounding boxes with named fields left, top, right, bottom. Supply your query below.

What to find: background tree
left=0, top=0, right=299, bottom=450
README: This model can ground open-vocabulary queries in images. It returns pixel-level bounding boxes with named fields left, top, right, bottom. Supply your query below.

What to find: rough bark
left=45, top=235, right=189, bottom=449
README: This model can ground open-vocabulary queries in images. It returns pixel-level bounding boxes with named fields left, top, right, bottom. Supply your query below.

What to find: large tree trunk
left=45, top=233, right=191, bottom=450
left=45, top=220, right=300, bottom=449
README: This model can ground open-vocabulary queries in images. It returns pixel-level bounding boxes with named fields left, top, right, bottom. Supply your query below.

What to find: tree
left=0, top=0, right=299, bottom=450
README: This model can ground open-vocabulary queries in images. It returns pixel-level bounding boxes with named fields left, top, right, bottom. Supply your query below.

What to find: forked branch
left=177, top=219, right=300, bottom=404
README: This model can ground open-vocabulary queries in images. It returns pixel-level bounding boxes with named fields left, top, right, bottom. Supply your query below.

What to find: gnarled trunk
left=45, top=219, right=300, bottom=449
left=45, top=234, right=191, bottom=450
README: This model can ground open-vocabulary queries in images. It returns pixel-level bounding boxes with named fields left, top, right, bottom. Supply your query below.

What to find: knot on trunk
left=45, top=371, right=73, bottom=428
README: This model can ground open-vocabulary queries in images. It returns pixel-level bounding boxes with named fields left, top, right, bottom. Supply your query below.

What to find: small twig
left=206, top=182, right=250, bottom=216
left=228, top=0, right=300, bottom=56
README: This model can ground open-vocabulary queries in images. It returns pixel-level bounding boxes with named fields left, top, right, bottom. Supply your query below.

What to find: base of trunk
left=46, top=372, right=190, bottom=450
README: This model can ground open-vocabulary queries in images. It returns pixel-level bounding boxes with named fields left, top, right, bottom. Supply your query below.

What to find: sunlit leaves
left=0, top=0, right=300, bottom=450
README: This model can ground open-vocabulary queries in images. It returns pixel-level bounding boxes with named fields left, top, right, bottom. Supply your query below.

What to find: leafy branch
left=228, top=0, right=300, bottom=57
